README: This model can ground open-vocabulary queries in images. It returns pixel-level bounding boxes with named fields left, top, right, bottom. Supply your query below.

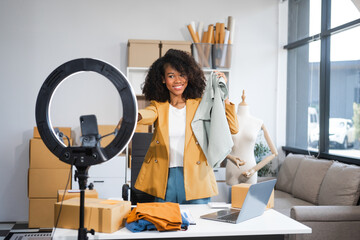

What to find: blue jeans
left=155, top=167, right=210, bottom=204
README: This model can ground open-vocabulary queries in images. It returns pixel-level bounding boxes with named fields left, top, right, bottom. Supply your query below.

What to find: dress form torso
left=226, top=104, right=263, bottom=184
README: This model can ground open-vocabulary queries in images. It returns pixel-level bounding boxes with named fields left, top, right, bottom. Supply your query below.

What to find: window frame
left=284, top=0, right=360, bottom=165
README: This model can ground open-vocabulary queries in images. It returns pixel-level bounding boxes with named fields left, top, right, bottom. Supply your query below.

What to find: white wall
left=0, top=0, right=285, bottom=221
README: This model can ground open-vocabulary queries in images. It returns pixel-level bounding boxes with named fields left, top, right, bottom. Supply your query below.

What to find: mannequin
left=226, top=90, right=278, bottom=185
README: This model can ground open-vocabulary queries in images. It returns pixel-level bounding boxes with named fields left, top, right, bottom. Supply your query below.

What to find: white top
left=52, top=205, right=311, bottom=240
left=168, top=104, right=186, bottom=168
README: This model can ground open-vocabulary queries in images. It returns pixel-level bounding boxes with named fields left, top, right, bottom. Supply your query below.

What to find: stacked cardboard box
left=28, top=127, right=72, bottom=228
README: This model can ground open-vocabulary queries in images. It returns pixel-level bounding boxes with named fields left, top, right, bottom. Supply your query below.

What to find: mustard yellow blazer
left=134, top=98, right=239, bottom=200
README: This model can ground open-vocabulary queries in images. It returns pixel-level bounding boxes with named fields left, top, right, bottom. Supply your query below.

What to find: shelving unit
left=126, top=67, right=149, bottom=96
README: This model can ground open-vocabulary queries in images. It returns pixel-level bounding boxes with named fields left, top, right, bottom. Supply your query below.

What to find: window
left=285, top=0, right=360, bottom=163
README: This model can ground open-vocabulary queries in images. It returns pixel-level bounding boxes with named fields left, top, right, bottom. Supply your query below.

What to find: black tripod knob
left=88, top=229, right=95, bottom=235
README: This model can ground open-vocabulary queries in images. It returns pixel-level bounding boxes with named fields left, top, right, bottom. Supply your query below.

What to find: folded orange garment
left=127, top=202, right=182, bottom=231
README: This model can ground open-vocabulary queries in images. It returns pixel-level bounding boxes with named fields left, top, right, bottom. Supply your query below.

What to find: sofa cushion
left=274, top=190, right=314, bottom=217
left=292, top=157, right=333, bottom=204
left=275, top=153, right=303, bottom=194
left=318, top=161, right=360, bottom=206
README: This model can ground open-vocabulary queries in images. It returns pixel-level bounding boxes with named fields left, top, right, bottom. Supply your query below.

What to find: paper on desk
left=181, top=209, right=196, bottom=225
left=208, top=202, right=230, bottom=209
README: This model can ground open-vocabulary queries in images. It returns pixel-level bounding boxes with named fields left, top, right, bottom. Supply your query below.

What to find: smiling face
left=162, top=64, right=188, bottom=100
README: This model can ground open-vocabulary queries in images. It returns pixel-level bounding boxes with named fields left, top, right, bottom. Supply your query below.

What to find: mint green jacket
left=191, top=72, right=235, bottom=167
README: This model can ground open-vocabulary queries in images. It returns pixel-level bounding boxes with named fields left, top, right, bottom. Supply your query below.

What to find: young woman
left=134, top=49, right=238, bottom=204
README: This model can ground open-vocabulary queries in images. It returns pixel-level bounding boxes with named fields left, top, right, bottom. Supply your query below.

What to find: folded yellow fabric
left=127, top=202, right=182, bottom=231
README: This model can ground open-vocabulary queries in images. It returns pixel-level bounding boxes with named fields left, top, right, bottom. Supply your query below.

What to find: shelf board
left=127, top=67, right=229, bottom=72
left=127, top=67, right=149, bottom=71
left=202, top=68, right=230, bottom=73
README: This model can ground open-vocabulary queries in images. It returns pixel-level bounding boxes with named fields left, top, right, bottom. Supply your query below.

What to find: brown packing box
left=28, top=198, right=57, bottom=228
left=33, top=126, right=72, bottom=139
left=160, top=40, right=192, bottom=56
left=57, top=189, right=99, bottom=202
left=98, top=125, right=131, bottom=155
left=128, top=39, right=160, bottom=67
left=136, top=95, right=150, bottom=109
left=135, top=95, right=151, bottom=133
left=98, top=125, right=116, bottom=147
left=135, top=124, right=150, bottom=133
left=28, top=168, right=71, bottom=198
left=55, top=198, right=131, bottom=233
left=231, top=183, right=274, bottom=209
left=29, top=138, right=72, bottom=169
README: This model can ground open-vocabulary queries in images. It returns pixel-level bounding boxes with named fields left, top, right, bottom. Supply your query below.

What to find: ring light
left=36, top=58, right=138, bottom=240
left=35, top=58, right=138, bottom=167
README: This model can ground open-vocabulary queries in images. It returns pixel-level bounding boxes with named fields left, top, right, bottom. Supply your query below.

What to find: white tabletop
left=52, top=204, right=311, bottom=239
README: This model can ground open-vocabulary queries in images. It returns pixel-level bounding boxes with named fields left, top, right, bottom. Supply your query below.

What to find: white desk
left=52, top=204, right=311, bottom=240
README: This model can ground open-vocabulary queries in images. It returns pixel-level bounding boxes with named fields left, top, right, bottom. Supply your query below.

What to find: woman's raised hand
left=214, top=70, right=227, bottom=84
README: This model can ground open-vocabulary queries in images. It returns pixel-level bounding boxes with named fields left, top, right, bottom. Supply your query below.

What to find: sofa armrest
left=290, top=206, right=360, bottom=240
left=291, top=206, right=360, bottom=222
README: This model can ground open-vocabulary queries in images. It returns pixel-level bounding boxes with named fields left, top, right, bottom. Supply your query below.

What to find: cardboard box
left=136, top=95, right=151, bottom=133
left=29, top=138, right=71, bottom=169
left=33, top=126, right=72, bottom=139
left=128, top=39, right=160, bottom=67
left=29, top=198, right=57, bottom=228
left=231, top=183, right=274, bottom=209
left=135, top=124, right=151, bottom=133
left=98, top=125, right=117, bottom=147
left=54, top=198, right=131, bottom=233
left=28, top=168, right=72, bottom=198
left=160, top=40, right=192, bottom=56
left=57, top=189, right=98, bottom=202
left=136, top=95, right=150, bottom=109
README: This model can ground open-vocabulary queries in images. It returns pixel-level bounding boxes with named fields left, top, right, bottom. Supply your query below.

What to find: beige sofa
left=273, top=153, right=360, bottom=240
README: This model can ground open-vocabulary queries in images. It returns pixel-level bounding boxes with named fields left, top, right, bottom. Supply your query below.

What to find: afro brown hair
left=141, top=49, right=206, bottom=102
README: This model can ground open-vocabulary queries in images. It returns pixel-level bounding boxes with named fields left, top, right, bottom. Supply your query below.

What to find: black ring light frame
left=36, top=58, right=137, bottom=166
left=35, top=58, right=137, bottom=240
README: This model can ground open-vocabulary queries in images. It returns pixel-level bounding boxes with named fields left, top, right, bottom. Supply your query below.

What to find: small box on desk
left=231, top=183, right=274, bottom=209
left=57, top=189, right=99, bottom=202
left=54, top=198, right=131, bottom=233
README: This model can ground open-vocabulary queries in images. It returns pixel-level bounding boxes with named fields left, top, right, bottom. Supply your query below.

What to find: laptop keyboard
left=218, top=212, right=240, bottom=222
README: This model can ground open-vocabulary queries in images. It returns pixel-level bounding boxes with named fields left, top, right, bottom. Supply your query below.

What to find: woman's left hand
left=214, top=70, right=227, bottom=84
left=214, top=70, right=230, bottom=104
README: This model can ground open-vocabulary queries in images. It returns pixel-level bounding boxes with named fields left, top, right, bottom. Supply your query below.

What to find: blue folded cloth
left=126, top=213, right=190, bottom=232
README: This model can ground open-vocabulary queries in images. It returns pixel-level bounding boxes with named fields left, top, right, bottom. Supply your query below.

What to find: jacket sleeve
left=138, top=101, right=158, bottom=125
left=225, top=102, right=239, bottom=134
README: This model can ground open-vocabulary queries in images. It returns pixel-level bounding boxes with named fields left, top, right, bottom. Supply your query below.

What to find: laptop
left=201, top=179, right=276, bottom=224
